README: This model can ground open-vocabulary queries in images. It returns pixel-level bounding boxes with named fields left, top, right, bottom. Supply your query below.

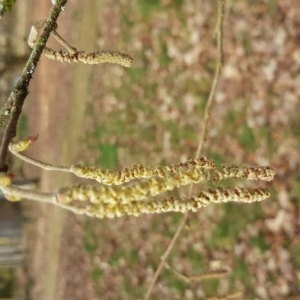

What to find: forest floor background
left=1, top=0, right=299, bottom=299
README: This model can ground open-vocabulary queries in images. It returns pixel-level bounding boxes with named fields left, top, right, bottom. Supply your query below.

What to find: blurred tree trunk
left=0, top=201, right=22, bottom=268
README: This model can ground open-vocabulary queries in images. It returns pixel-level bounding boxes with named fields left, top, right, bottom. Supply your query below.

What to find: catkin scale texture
left=43, top=48, right=133, bottom=68
left=7, top=137, right=275, bottom=219
left=57, top=187, right=270, bottom=218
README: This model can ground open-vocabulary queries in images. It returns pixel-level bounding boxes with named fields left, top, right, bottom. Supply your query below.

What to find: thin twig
left=9, top=144, right=72, bottom=172
left=195, top=0, right=225, bottom=158
left=0, top=184, right=79, bottom=213
left=164, top=262, right=228, bottom=283
left=0, top=185, right=56, bottom=203
left=144, top=213, right=188, bottom=300
left=206, top=291, right=243, bottom=300
left=51, top=30, right=77, bottom=54
left=144, top=1, right=226, bottom=299
left=0, top=0, right=68, bottom=172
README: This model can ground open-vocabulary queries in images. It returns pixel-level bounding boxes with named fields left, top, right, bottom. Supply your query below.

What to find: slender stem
left=164, top=262, right=228, bottom=283
left=0, top=0, right=68, bottom=172
left=144, top=213, right=189, bottom=300
left=1, top=184, right=79, bottom=213
left=206, top=292, right=243, bottom=300
left=51, top=30, right=77, bottom=54
left=144, top=1, right=226, bottom=299
left=9, top=146, right=72, bottom=172
left=195, top=0, right=225, bottom=158
left=0, top=185, right=56, bottom=203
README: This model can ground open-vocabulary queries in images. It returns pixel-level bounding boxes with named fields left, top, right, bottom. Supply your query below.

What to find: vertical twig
left=195, top=0, right=225, bottom=158
left=144, top=1, right=226, bottom=299
left=0, top=0, right=68, bottom=172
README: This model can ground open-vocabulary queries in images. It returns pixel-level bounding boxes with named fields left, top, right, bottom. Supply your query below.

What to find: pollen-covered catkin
left=0, top=173, right=12, bottom=187
left=71, top=157, right=216, bottom=185
left=57, top=176, right=186, bottom=205
left=43, top=48, right=133, bottom=68
left=56, top=187, right=270, bottom=218
left=27, top=24, right=133, bottom=68
left=6, top=137, right=275, bottom=219
left=71, top=161, right=275, bottom=188
left=221, top=164, right=275, bottom=182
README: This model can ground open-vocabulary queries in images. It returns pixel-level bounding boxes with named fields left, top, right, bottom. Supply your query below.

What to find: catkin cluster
left=57, top=158, right=274, bottom=218
left=4, top=137, right=275, bottom=218
left=28, top=23, right=133, bottom=68
left=71, top=157, right=216, bottom=185
left=57, top=186, right=270, bottom=218
left=70, top=160, right=274, bottom=186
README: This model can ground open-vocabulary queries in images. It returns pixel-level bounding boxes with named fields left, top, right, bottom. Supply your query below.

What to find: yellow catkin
left=8, top=138, right=275, bottom=187
left=0, top=173, right=12, bottom=187
left=57, top=179, right=172, bottom=206
left=9, top=136, right=38, bottom=152
left=0, top=174, right=22, bottom=201
left=71, top=157, right=216, bottom=185
left=221, top=164, right=275, bottom=182
left=5, top=194, right=22, bottom=202
left=7, top=137, right=275, bottom=219
left=56, top=187, right=270, bottom=218
left=58, top=163, right=275, bottom=205
left=71, top=161, right=274, bottom=186
left=28, top=25, right=133, bottom=68
left=42, top=48, right=133, bottom=68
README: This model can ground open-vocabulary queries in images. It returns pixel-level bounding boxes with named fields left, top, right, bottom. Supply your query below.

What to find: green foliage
left=258, top=127, right=276, bottom=154
left=0, top=269, right=14, bottom=297
left=291, top=175, right=300, bottom=207
left=208, top=203, right=263, bottom=249
left=90, top=125, right=119, bottom=169
left=238, top=124, right=256, bottom=153
left=203, top=278, right=219, bottom=297
left=159, top=39, right=172, bottom=67
left=98, top=144, right=118, bottom=169
left=0, top=0, right=17, bottom=16
left=234, top=258, right=249, bottom=281
left=17, top=114, right=28, bottom=138
left=289, top=243, right=300, bottom=269
left=108, top=248, right=139, bottom=272
left=82, top=221, right=98, bottom=254
left=164, top=268, right=188, bottom=293
left=138, top=0, right=162, bottom=19
left=250, top=236, right=269, bottom=253
left=266, top=0, right=278, bottom=16
left=91, top=269, right=104, bottom=281
left=169, top=0, right=184, bottom=9
left=241, top=31, right=252, bottom=55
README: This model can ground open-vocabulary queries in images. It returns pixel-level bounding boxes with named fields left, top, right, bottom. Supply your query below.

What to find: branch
left=164, top=262, right=229, bottom=283
left=28, top=22, right=133, bottom=67
left=0, top=0, right=68, bottom=172
left=144, top=1, right=227, bottom=299
left=6, top=137, right=273, bottom=218
left=0, top=184, right=79, bottom=213
left=206, top=292, right=243, bottom=300
left=1, top=184, right=56, bottom=203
